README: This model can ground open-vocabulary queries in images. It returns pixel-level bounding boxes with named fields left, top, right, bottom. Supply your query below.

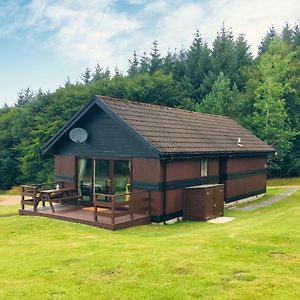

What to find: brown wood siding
left=225, top=174, right=267, bottom=200
left=166, top=189, right=183, bottom=213
left=132, top=158, right=162, bottom=183
left=149, top=191, right=163, bottom=216
left=166, top=160, right=200, bottom=181
left=226, top=157, right=267, bottom=173
left=208, top=158, right=219, bottom=176
left=55, top=155, right=76, bottom=188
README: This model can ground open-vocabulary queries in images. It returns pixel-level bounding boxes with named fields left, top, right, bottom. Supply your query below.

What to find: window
left=201, top=159, right=208, bottom=177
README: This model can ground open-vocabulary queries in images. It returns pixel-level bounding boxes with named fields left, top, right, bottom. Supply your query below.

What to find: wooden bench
left=39, top=188, right=82, bottom=212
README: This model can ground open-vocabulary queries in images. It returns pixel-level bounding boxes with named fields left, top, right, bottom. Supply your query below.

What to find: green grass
left=267, top=177, right=300, bottom=186
left=0, top=191, right=300, bottom=299
left=233, top=188, right=288, bottom=208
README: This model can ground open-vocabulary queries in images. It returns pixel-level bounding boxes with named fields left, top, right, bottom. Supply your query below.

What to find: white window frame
left=200, top=159, right=208, bottom=177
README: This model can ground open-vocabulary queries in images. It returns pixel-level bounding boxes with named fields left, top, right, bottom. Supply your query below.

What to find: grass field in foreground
left=0, top=190, right=299, bottom=300
left=267, top=177, right=300, bottom=186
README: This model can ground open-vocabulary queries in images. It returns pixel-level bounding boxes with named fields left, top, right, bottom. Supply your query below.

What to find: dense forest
left=0, top=24, right=299, bottom=189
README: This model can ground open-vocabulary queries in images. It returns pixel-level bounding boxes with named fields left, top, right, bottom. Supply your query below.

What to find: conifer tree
left=258, top=25, right=277, bottom=55
left=149, top=41, right=162, bottom=74
left=81, top=67, right=92, bottom=85
left=16, top=87, right=34, bottom=107
left=139, top=51, right=150, bottom=74
left=128, top=51, right=139, bottom=75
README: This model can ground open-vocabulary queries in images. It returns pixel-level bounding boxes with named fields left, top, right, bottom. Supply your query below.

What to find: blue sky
left=0, top=0, right=299, bottom=106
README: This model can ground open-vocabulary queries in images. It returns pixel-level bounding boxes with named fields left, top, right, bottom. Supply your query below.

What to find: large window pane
left=78, top=158, right=92, bottom=202
left=94, top=160, right=110, bottom=194
left=113, top=160, right=131, bottom=195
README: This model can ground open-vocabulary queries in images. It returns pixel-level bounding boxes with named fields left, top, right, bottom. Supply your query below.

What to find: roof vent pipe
left=237, top=137, right=243, bottom=147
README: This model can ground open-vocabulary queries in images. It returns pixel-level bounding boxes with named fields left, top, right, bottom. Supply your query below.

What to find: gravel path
left=0, top=195, right=20, bottom=206
left=233, top=187, right=298, bottom=211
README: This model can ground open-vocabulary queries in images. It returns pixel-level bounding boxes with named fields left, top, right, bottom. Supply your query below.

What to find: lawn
left=0, top=191, right=300, bottom=299
left=267, top=177, right=300, bottom=186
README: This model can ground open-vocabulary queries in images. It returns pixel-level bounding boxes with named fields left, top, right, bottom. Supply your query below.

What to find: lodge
left=20, top=95, right=274, bottom=230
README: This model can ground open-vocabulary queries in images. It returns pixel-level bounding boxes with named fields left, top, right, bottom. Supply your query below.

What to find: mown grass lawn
left=0, top=191, right=300, bottom=300
left=267, top=177, right=300, bottom=186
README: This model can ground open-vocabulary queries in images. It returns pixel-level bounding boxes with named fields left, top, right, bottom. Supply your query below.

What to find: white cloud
left=2, top=0, right=300, bottom=73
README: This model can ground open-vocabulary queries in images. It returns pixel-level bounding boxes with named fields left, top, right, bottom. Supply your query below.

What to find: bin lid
left=184, top=184, right=224, bottom=189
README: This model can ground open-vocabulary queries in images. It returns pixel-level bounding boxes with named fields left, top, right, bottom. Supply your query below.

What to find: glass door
left=113, top=160, right=131, bottom=201
left=77, top=158, right=93, bottom=203
left=94, top=159, right=110, bottom=194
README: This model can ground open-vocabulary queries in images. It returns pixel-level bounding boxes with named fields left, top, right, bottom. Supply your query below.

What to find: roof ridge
left=97, top=95, right=231, bottom=120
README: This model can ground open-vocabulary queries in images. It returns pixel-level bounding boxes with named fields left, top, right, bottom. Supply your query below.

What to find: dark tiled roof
left=98, top=96, right=273, bottom=155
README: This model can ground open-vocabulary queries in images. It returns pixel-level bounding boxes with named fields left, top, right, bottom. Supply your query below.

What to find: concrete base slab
left=207, top=217, right=235, bottom=224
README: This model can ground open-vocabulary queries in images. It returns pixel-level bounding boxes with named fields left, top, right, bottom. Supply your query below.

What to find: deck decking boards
left=19, top=204, right=150, bottom=230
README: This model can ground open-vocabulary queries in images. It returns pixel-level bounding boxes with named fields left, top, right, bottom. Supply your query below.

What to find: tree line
left=0, top=23, right=299, bottom=189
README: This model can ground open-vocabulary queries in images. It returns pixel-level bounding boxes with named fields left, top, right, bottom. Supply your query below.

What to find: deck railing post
left=130, top=194, right=134, bottom=220
left=112, top=195, right=115, bottom=225
left=93, top=193, right=97, bottom=222
left=21, top=186, right=25, bottom=210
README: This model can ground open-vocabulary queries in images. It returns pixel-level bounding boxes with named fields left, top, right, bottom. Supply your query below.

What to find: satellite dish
left=69, top=128, right=88, bottom=143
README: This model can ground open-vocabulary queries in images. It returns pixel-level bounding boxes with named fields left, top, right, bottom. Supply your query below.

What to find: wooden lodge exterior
left=20, top=95, right=274, bottom=228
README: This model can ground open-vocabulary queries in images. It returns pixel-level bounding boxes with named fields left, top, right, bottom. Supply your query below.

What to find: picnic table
left=39, top=188, right=82, bottom=212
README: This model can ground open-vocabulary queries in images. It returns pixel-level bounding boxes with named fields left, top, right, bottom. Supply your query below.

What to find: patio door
left=77, top=158, right=131, bottom=202
left=77, top=158, right=93, bottom=202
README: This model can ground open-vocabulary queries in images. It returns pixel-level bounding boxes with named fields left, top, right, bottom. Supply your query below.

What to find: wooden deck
left=19, top=203, right=151, bottom=230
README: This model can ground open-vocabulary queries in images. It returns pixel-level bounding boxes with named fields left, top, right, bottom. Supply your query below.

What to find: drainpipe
left=162, top=159, right=168, bottom=225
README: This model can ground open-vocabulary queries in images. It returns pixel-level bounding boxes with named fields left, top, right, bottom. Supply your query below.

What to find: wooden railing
left=93, top=190, right=151, bottom=225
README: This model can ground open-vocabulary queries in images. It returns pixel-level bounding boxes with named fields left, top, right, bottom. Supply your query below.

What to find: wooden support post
left=112, top=196, right=115, bottom=225
left=94, top=194, right=97, bottom=222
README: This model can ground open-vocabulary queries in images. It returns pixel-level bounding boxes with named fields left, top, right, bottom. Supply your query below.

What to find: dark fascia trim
left=220, top=168, right=267, bottom=180
left=56, top=150, right=157, bottom=159
left=151, top=210, right=183, bottom=223
left=225, top=188, right=266, bottom=203
left=160, top=151, right=273, bottom=161
left=42, top=95, right=161, bottom=158
left=132, top=175, right=219, bottom=191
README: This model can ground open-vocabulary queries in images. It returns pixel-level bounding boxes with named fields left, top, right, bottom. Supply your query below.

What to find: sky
left=0, top=0, right=299, bottom=106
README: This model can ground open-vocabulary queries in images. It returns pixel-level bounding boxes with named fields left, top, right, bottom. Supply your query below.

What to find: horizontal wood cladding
left=208, top=159, right=219, bottom=176
left=225, top=174, right=267, bottom=201
left=226, top=157, right=267, bottom=173
left=53, top=105, right=158, bottom=158
left=166, top=160, right=200, bottom=181
left=132, top=175, right=219, bottom=191
left=166, top=158, right=219, bottom=181
left=132, top=159, right=162, bottom=183
left=166, top=189, right=183, bottom=214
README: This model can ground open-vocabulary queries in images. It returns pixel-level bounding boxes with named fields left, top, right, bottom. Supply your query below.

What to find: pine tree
left=139, top=51, right=150, bottom=74
left=196, top=72, right=241, bottom=119
left=234, top=34, right=253, bottom=90
left=186, top=30, right=211, bottom=100
left=128, top=51, right=139, bottom=75
left=149, top=41, right=162, bottom=74
left=16, top=87, right=34, bottom=107
left=81, top=67, right=92, bottom=85
left=65, top=76, right=71, bottom=86
left=162, top=49, right=175, bottom=74
left=258, top=25, right=277, bottom=55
